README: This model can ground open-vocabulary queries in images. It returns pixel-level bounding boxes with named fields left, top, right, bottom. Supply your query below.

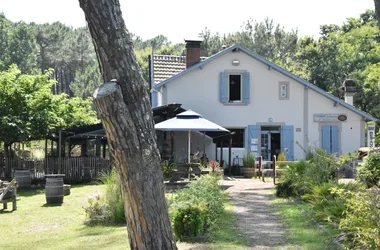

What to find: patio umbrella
left=154, top=110, right=229, bottom=164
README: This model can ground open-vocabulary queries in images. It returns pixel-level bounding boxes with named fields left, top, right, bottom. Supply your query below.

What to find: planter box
left=242, top=168, right=256, bottom=178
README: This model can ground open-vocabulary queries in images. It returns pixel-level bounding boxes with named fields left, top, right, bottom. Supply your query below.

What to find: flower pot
left=242, top=168, right=256, bottom=178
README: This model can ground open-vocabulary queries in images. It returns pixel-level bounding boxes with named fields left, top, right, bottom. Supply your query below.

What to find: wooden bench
left=169, top=163, right=202, bottom=182
left=0, top=179, right=17, bottom=211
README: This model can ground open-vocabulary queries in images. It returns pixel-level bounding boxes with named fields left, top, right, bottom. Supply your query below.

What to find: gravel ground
left=224, top=178, right=296, bottom=250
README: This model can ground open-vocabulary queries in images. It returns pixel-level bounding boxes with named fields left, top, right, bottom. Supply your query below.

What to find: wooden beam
left=228, top=137, right=232, bottom=176
left=220, top=140, right=223, bottom=169
left=272, top=155, right=277, bottom=185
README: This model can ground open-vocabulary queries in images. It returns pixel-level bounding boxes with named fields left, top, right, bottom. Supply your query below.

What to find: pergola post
left=102, top=140, right=107, bottom=158
left=228, top=137, right=232, bottom=176
left=220, top=140, right=224, bottom=169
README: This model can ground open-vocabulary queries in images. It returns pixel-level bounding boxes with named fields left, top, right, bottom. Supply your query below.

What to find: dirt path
left=224, top=178, right=292, bottom=250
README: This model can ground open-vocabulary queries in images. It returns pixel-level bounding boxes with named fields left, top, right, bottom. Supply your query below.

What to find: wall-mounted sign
left=313, top=113, right=347, bottom=122
left=296, top=128, right=302, bottom=132
left=251, top=138, right=259, bottom=144
left=367, top=124, right=376, bottom=148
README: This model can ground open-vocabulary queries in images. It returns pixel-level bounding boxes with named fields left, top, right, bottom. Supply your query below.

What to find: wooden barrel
left=45, top=176, right=64, bottom=204
left=14, top=170, right=31, bottom=189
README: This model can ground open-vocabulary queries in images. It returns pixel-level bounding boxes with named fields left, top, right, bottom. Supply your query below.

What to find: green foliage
left=243, top=153, right=256, bottom=168
left=357, top=152, right=380, bottom=188
left=170, top=175, right=225, bottom=239
left=276, top=149, right=339, bottom=197
left=83, top=191, right=109, bottom=225
left=277, top=152, right=287, bottom=168
left=0, top=64, right=98, bottom=145
left=199, top=18, right=298, bottom=66
left=173, top=206, right=204, bottom=239
left=102, top=168, right=125, bottom=223
left=70, top=61, right=102, bottom=98
left=276, top=180, right=297, bottom=198
left=301, top=183, right=347, bottom=223
left=339, top=188, right=380, bottom=249
left=161, top=161, right=176, bottom=179
left=83, top=169, right=125, bottom=225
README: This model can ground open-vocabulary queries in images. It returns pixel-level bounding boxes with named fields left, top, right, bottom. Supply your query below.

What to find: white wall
left=307, top=89, right=364, bottom=154
left=160, top=50, right=366, bottom=159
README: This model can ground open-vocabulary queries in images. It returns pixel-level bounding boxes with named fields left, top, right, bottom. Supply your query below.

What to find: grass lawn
left=1, top=184, right=248, bottom=250
left=1, top=184, right=128, bottom=250
left=273, top=197, right=341, bottom=250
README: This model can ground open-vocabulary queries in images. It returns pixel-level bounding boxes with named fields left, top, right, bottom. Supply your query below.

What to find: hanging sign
left=367, top=124, right=376, bottom=148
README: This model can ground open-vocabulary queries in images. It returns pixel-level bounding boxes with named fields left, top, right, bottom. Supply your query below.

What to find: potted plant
left=242, top=153, right=257, bottom=178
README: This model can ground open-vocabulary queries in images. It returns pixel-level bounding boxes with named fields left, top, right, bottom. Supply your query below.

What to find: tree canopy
left=0, top=64, right=98, bottom=146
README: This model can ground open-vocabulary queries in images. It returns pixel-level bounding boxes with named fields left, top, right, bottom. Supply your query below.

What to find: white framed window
left=229, top=74, right=242, bottom=102
left=279, top=81, right=289, bottom=100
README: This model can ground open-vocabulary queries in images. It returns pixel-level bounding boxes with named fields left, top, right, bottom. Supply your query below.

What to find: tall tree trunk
left=375, top=0, right=380, bottom=28
left=78, top=1, right=177, bottom=250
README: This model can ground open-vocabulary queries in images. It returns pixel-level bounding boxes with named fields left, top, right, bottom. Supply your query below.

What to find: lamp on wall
left=232, top=60, right=240, bottom=66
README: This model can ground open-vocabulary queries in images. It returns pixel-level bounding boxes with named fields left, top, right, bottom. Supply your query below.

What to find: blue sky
left=0, top=0, right=375, bottom=43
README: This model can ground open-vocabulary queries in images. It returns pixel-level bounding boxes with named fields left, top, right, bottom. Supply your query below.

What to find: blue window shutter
left=243, top=72, right=250, bottom=103
left=282, top=125, right=294, bottom=161
left=220, top=72, right=228, bottom=103
left=331, top=126, right=339, bottom=154
left=151, top=91, right=158, bottom=108
left=322, top=125, right=331, bottom=154
left=247, top=125, right=260, bottom=153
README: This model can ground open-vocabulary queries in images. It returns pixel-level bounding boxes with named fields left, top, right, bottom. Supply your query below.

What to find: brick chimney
left=185, top=39, right=202, bottom=68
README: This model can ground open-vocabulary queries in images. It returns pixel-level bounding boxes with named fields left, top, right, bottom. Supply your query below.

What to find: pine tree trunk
left=375, top=0, right=380, bottom=28
left=78, top=1, right=177, bottom=249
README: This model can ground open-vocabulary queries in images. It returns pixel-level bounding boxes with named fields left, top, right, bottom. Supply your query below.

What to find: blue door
left=281, top=125, right=294, bottom=161
left=322, top=125, right=340, bottom=154
left=247, top=125, right=260, bottom=157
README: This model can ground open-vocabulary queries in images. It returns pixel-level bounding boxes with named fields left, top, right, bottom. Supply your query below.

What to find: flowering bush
left=210, top=160, right=219, bottom=172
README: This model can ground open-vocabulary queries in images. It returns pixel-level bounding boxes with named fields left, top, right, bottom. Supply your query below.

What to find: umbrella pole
left=188, top=130, right=191, bottom=180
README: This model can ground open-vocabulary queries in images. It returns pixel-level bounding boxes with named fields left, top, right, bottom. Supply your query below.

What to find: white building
left=151, top=41, right=377, bottom=164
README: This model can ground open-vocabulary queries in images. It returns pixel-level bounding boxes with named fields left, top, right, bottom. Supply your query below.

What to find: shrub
left=357, top=152, right=380, bottom=188
left=243, top=153, right=256, bottom=168
left=302, top=183, right=346, bottom=224
left=172, top=205, right=204, bottom=239
left=83, top=168, right=125, bottom=225
left=277, top=152, right=287, bottom=168
left=276, top=149, right=339, bottom=197
left=170, top=175, right=225, bottom=239
left=276, top=180, right=296, bottom=198
left=83, top=191, right=109, bottom=225
left=339, top=188, right=380, bottom=249
left=102, top=168, right=125, bottom=223
left=276, top=160, right=309, bottom=197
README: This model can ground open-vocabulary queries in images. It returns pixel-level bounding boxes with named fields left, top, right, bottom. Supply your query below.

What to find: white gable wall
left=160, top=50, right=365, bottom=160
left=307, top=89, right=365, bottom=155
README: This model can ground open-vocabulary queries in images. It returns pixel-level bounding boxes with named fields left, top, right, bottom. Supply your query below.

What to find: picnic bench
left=0, top=179, right=18, bottom=211
left=169, top=163, right=202, bottom=182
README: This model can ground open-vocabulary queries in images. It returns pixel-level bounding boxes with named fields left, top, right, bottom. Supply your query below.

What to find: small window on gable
left=220, top=71, right=250, bottom=104
left=229, top=74, right=242, bottom=102
left=279, top=81, right=289, bottom=100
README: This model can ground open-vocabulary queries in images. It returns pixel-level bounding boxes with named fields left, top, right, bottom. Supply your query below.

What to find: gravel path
left=224, top=178, right=293, bottom=250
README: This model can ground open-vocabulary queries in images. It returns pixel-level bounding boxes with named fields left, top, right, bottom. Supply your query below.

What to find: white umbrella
left=155, top=110, right=229, bottom=164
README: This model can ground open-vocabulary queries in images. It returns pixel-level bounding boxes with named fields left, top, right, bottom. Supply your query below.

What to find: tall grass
left=83, top=168, right=125, bottom=225
left=102, top=168, right=125, bottom=223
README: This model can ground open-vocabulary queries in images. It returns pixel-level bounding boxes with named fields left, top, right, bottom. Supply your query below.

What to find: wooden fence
left=0, top=157, right=112, bottom=183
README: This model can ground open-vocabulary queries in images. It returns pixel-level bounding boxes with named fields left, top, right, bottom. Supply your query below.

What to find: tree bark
left=78, top=1, right=177, bottom=250
left=375, top=0, right=380, bottom=28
